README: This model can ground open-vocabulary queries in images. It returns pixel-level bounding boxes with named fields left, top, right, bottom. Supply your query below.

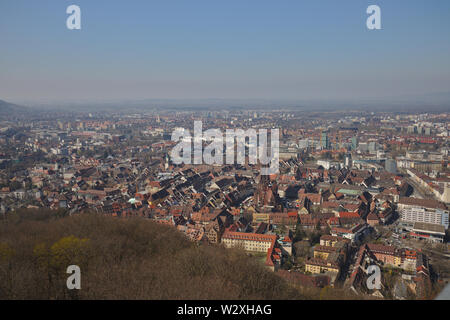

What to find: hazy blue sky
left=1, top=0, right=450, bottom=104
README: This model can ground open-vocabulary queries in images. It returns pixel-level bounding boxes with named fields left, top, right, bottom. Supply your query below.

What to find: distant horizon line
left=5, top=93, right=450, bottom=106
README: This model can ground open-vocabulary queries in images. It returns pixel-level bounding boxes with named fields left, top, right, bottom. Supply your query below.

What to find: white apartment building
left=221, top=231, right=277, bottom=253
left=398, top=197, right=449, bottom=229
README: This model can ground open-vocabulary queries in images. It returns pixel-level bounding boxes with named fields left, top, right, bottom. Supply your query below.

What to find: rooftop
left=412, top=222, right=446, bottom=235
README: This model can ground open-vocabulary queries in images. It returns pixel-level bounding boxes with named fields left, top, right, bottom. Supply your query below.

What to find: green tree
left=50, top=235, right=90, bottom=270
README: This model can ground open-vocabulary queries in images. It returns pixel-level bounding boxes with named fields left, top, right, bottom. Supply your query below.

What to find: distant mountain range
left=2, top=91, right=450, bottom=114
left=0, top=99, right=30, bottom=116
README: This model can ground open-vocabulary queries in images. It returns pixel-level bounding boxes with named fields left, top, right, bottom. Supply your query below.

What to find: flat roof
left=399, top=197, right=447, bottom=210
left=412, top=222, right=445, bottom=235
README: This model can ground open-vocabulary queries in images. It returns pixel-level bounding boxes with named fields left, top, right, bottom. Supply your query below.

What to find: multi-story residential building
left=366, top=244, right=402, bottom=267
left=331, top=223, right=369, bottom=243
left=314, top=245, right=337, bottom=260
left=398, top=197, right=449, bottom=228
left=314, top=239, right=348, bottom=262
left=269, top=212, right=298, bottom=225
left=401, top=249, right=418, bottom=271
left=204, top=221, right=223, bottom=244
left=221, top=231, right=277, bottom=253
left=252, top=212, right=270, bottom=224
left=305, top=258, right=340, bottom=274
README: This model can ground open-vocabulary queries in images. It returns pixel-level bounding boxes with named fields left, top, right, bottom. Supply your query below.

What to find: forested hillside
left=0, top=210, right=307, bottom=299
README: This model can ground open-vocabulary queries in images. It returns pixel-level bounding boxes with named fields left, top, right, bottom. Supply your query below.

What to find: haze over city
left=0, top=0, right=449, bottom=306
left=1, top=0, right=450, bottom=106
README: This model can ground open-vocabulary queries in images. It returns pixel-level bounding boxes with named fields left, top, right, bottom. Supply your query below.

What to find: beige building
left=221, top=231, right=277, bottom=253
left=252, top=213, right=270, bottom=224
left=305, top=258, right=340, bottom=274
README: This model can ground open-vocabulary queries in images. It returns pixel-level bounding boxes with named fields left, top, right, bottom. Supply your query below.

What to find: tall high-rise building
left=321, top=131, right=329, bottom=150
left=351, top=136, right=358, bottom=151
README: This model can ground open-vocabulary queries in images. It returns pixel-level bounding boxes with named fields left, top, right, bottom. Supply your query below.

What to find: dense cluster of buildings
left=0, top=109, right=448, bottom=299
